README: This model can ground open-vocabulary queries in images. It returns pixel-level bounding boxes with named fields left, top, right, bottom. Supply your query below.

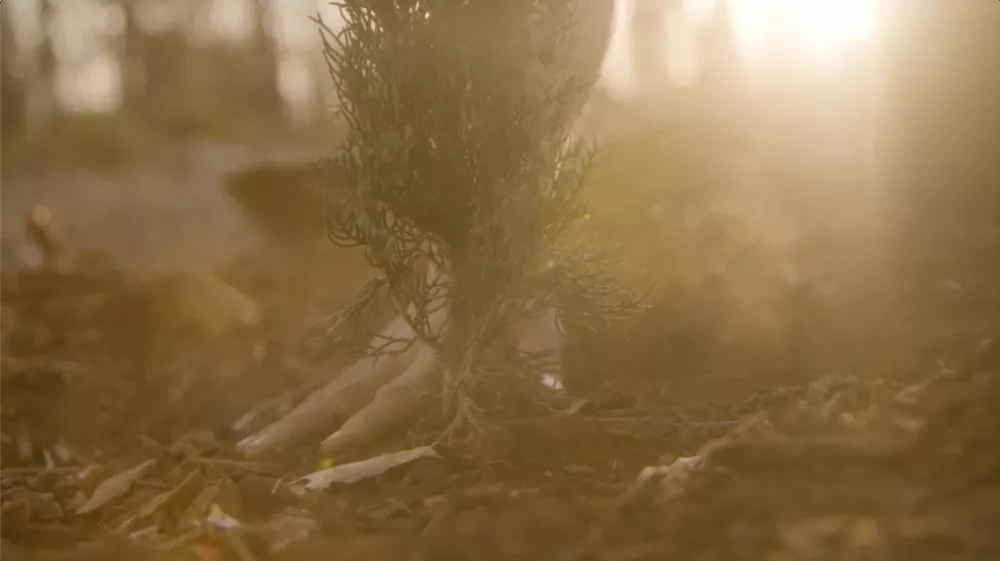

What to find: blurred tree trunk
left=697, top=0, right=738, bottom=93
left=1, top=1, right=27, bottom=138
left=144, top=30, right=189, bottom=110
left=24, top=0, right=61, bottom=140
left=694, top=0, right=741, bottom=145
left=574, top=0, right=616, bottom=85
left=630, top=0, right=674, bottom=94
left=880, top=0, right=1000, bottom=220
left=248, top=0, right=284, bottom=119
left=879, top=0, right=1000, bottom=351
left=134, top=0, right=202, bottom=129
left=117, top=0, right=148, bottom=115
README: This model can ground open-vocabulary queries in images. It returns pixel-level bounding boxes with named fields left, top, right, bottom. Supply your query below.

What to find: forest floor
left=2, top=123, right=999, bottom=561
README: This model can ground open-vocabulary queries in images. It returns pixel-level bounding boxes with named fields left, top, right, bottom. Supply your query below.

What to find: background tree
left=630, top=0, right=675, bottom=95
left=880, top=0, right=1000, bottom=213
left=878, top=0, right=1000, bottom=358
left=697, top=0, right=737, bottom=93
left=23, top=0, right=62, bottom=140
left=1, top=1, right=27, bottom=139
left=247, top=0, right=284, bottom=118
left=115, top=0, right=149, bottom=115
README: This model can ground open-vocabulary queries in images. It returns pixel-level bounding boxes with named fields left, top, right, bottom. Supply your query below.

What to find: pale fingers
left=236, top=314, right=418, bottom=459
left=320, top=338, right=440, bottom=455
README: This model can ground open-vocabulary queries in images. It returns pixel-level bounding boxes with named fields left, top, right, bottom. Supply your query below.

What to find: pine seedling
left=316, top=0, right=643, bottom=435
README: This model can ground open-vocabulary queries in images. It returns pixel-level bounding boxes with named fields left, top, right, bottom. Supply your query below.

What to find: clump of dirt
left=0, top=241, right=374, bottom=464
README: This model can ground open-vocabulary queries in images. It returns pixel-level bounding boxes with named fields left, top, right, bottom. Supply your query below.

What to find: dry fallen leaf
left=53, top=439, right=78, bottom=463
left=261, top=515, right=319, bottom=553
left=178, top=482, right=222, bottom=529
left=127, top=524, right=161, bottom=544
left=205, top=503, right=241, bottom=529
left=169, top=430, right=217, bottom=456
left=294, top=446, right=441, bottom=490
left=75, top=463, right=111, bottom=491
left=137, top=470, right=204, bottom=520
left=76, top=459, right=156, bottom=515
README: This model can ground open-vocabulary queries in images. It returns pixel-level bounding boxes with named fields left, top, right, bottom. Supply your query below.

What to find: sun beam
left=729, top=0, right=876, bottom=61
left=591, top=0, right=879, bottom=97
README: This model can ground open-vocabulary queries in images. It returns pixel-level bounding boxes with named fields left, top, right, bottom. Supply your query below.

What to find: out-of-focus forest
left=0, top=0, right=886, bottom=267
left=0, top=0, right=882, bottom=168
left=1, top=0, right=996, bottom=172
left=1, top=0, right=342, bottom=166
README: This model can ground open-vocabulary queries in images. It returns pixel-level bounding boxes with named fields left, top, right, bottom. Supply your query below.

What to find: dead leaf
left=53, top=440, right=78, bottom=463
left=17, top=427, right=33, bottom=462
left=658, top=456, right=703, bottom=498
left=205, top=503, right=241, bottom=529
left=294, top=446, right=441, bottom=490
left=74, top=463, right=111, bottom=491
left=558, top=398, right=589, bottom=416
left=116, top=513, right=138, bottom=533
left=137, top=470, right=204, bottom=520
left=261, top=516, right=318, bottom=553
left=1, top=491, right=32, bottom=530
left=155, top=528, right=203, bottom=553
left=76, top=459, right=156, bottom=515
left=29, top=493, right=64, bottom=521
left=127, top=525, right=161, bottom=544
left=169, top=430, right=217, bottom=456
left=67, top=490, right=88, bottom=511
left=178, top=483, right=222, bottom=529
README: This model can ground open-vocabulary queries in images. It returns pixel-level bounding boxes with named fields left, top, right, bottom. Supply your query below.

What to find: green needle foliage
left=315, top=0, right=643, bottom=432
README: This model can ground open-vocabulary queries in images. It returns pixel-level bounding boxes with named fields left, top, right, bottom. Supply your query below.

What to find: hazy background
left=1, top=0, right=878, bottom=167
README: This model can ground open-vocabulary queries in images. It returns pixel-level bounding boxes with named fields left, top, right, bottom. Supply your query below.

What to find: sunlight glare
left=600, top=0, right=638, bottom=98
left=779, top=0, right=875, bottom=51
left=729, top=0, right=875, bottom=62
left=599, top=0, right=877, bottom=95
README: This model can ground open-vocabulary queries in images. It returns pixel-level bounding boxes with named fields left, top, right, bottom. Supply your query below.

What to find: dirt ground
left=2, top=122, right=999, bottom=560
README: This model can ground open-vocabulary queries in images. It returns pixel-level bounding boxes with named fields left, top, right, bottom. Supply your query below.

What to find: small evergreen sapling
left=316, top=0, right=641, bottom=437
